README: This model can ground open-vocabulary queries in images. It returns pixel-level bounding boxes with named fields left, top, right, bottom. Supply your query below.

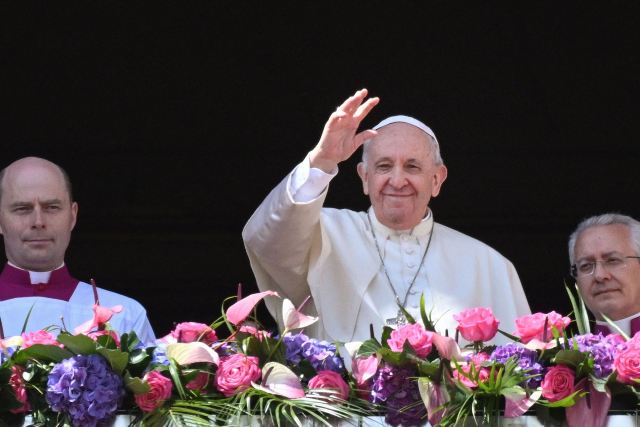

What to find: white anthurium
left=282, top=297, right=318, bottom=330
left=252, top=361, right=305, bottom=399
left=166, top=341, right=219, bottom=366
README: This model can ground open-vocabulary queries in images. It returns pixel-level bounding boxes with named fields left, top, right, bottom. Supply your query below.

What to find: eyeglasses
left=571, top=255, right=640, bottom=278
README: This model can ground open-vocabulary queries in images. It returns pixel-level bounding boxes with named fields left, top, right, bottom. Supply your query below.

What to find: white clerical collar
left=596, top=313, right=637, bottom=336
left=367, top=208, right=434, bottom=239
left=8, top=261, right=65, bottom=285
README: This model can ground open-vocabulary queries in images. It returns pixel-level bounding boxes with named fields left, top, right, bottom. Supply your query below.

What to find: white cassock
left=243, top=156, right=531, bottom=345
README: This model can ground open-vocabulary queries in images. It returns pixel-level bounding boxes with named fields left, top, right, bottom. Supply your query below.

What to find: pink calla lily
left=226, top=291, right=279, bottom=325
left=504, top=389, right=541, bottom=417
left=74, top=304, right=123, bottom=335
left=282, top=298, right=318, bottom=330
left=351, top=354, right=380, bottom=385
left=252, top=362, right=305, bottom=399
left=166, top=342, right=220, bottom=366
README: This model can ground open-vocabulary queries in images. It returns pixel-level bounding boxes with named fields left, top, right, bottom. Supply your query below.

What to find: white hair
left=568, top=213, right=640, bottom=265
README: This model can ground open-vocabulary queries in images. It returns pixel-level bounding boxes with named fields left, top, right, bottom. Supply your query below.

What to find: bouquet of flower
left=0, top=287, right=371, bottom=427
left=349, top=288, right=640, bottom=427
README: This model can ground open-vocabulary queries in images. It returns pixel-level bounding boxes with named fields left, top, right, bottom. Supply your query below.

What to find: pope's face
left=574, top=224, right=640, bottom=320
left=0, top=159, right=77, bottom=272
left=357, top=123, right=447, bottom=230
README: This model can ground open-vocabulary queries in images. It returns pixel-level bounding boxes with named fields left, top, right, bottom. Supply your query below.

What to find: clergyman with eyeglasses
left=569, top=213, right=640, bottom=336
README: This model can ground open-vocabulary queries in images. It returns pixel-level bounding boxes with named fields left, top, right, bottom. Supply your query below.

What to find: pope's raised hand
left=309, top=89, right=380, bottom=173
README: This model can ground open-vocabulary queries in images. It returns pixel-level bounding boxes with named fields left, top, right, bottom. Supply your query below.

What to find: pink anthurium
left=226, top=291, right=279, bottom=325
left=252, top=362, right=305, bottom=399
left=565, top=379, right=611, bottom=427
left=282, top=297, right=318, bottom=330
left=166, top=342, right=219, bottom=366
left=74, top=304, right=123, bottom=335
left=351, top=354, right=380, bottom=385
left=432, top=333, right=463, bottom=361
left=504, top=389, right=541, bottom=417
left=418, top=377, right=450, bottom=425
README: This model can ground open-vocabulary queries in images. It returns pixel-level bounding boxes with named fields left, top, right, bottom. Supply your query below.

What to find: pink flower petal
left=74, top=304, right=124, bottom=335
left=226, top=291, right=279, bottom=325
left=166, top=342, right=219, bottom=365
left=432, top=333, right=463, bottom=360
left=253, top=362, right=305, bottom=399
left=418, top=377, right=450, bottom=425
left=351, top=354, right=380, bottom=384
left=565, top=379, right=611, bottom=427
left=504, top=389, right=541, bottom=417
left=282, top=298, right=318, bottom=330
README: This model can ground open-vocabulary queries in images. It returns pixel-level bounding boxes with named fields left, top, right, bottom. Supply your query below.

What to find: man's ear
left=70, top=202, right=79, bottom=231
left=430, top=164, right=448, bottom=198
left=356, top=162, right=369, bottom=195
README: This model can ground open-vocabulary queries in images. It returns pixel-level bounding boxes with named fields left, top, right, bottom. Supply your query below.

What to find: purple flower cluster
left=370, top=364, right=426, bottom=427
left=46, top=354, right=124, bottom=427
left=490, top=343, right=544, bottom=388
left=566, top=333, right=623, bottom=378
left=283, top=333, right=345, bottom=373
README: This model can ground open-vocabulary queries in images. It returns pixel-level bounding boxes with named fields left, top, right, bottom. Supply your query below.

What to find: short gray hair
left=568, top=213, right=640, bottom=265
left=361, top=134, right=444, bottom=166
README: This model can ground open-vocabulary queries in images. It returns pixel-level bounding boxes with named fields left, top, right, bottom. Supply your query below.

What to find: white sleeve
left=289, top=154, right=338, bottom=203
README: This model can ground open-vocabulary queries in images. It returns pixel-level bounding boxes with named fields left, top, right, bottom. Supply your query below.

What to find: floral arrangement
left=0, top=288, right=370, bottom=427
left=3, top=285, right=640, bottom=427
left=349, top=288, right=640, bottom=426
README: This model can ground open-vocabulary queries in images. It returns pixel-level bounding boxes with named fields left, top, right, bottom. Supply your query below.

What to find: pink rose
left=453, top=307, right=499, bottom=342
left=215, top=354, right=261, bottom=397
left=308, top=370, right=350, bottom=401
left=614, top=342, right=640, bottom=384
left=186, top=372, right=211, bottom=392
left=387, top=323, right=434, bottom=358
left=541, top=365, right=575, bottom=401
left=135, top=371, right=173, bottom=412
left=514, top=312, right=571, bottom=344
left=21, top=330, right=61, bottom=348
left=9, top=366, right=30, bottom=414
left=172, top=322, right=218, bottom=345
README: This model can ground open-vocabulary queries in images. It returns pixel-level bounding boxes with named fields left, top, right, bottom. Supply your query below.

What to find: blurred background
left=3, top=2, right=639, bottom=335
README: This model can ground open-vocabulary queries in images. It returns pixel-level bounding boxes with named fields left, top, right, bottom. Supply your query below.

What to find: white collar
left=8, top=261, right=65, bottom=285
left=367, top=208, right=434, bottom=240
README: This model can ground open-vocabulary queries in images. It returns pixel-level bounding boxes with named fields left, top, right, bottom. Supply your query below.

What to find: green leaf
left=97, top=348, right=129, bottom=375
left=169, top=359, right=187, bottom=400
left=124, top=372, right=151, bottom=394
left=553, top=349, right=588, bottom=368
left=565, top=283, right=590, bottom=335
left=355, top=338, right=381, bottom=357
left=11, top=344, right=73, bottom=364
left=56, top=333, right=98, bottom=355
left=419, top=294, right=436, bottom=332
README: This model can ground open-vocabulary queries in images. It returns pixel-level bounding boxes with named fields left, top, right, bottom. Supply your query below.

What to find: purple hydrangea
left=566, top=333, right=623, bottom=378
left=490, top=343, right=544, bottom=388
left=370, top=364, right=426, bottom=427
left=283, top=333, right=345, bottom=373
left=46, top=354, right=124, bottom=427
